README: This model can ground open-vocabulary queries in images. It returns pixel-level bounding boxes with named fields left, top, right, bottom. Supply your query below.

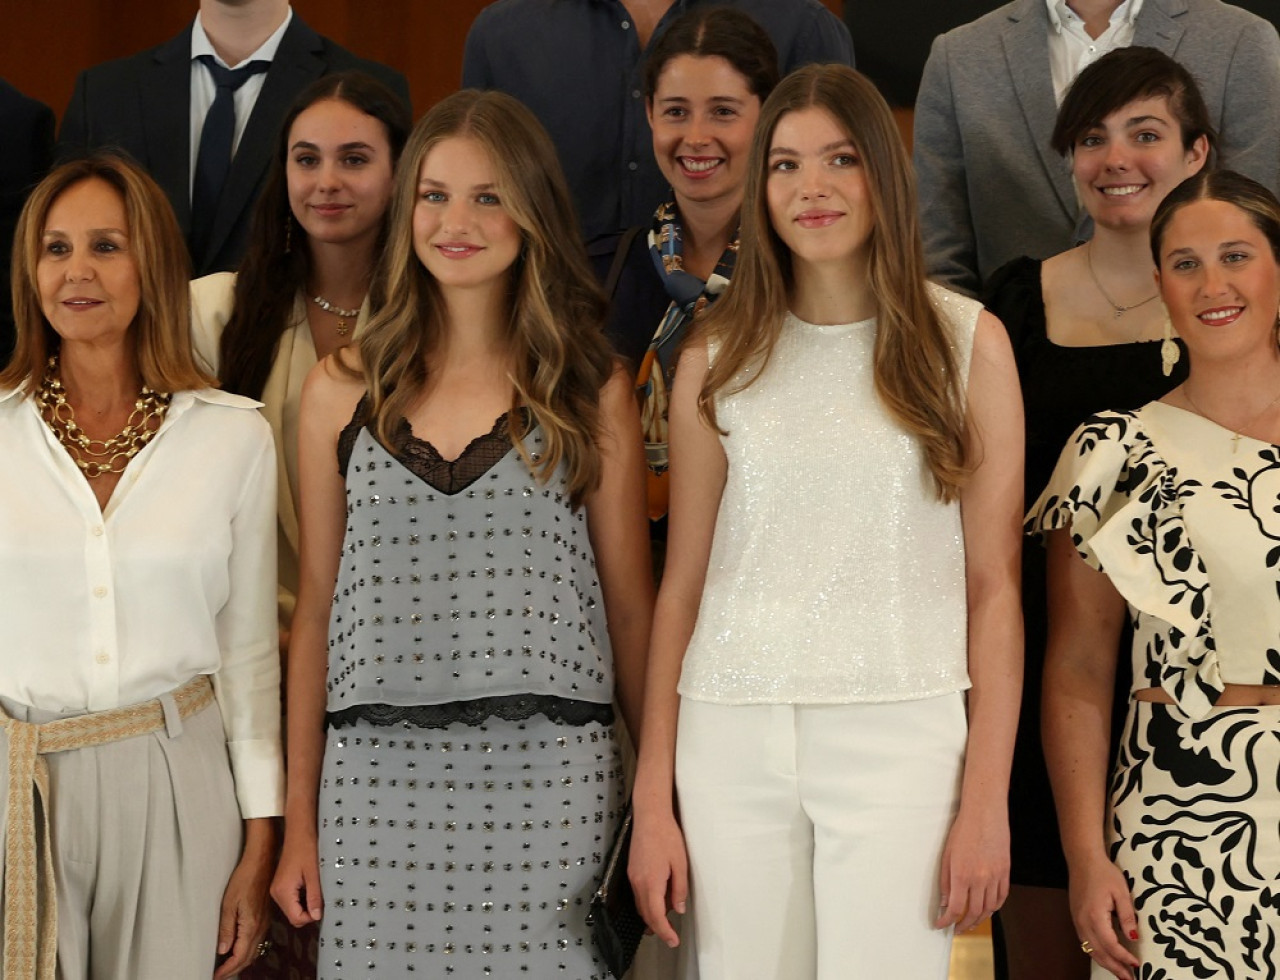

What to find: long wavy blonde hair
left=354, top=90, right=613, bottom=505
left=696, top=65, right=971, bottom=501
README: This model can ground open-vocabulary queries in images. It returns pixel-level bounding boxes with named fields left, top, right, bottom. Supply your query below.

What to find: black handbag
left=587, top=804, right=645, bottom=978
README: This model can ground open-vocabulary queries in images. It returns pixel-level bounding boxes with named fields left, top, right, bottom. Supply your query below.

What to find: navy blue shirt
left=463, top=0, right=854, bottom=244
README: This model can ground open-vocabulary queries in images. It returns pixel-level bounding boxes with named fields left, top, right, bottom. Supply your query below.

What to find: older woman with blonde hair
left=0, top=152, right=281, bottom=979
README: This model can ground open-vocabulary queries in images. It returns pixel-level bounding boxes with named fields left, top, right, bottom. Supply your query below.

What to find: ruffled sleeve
left=1025, top=410, right=1223, bottom=719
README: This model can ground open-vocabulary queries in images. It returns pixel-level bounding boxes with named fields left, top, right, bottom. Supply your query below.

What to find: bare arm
left=628, top=344, right=726, bottom=948
left=585, top=366, right=654, bottom=743
left=270, top=357, right=363, bottom=926
left=1042, top=529, right=1140, bottom=979
left=937, top=311, right=1023, bottom=932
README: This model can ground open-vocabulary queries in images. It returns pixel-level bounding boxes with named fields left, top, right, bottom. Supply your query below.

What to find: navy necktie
left=190, top=54, right=270, bottom=262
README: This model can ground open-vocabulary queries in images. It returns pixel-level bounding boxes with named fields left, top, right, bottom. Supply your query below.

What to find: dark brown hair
left=1051, top=46, right=1216, bottom=158
left=1151, top=169, right=1280, bottom=267
left=696, top=64, right=970, bottom=501
left=3, top=152, right=210, bottom=393
left=218, top=71, right=410, bottom=398
left=643, top=6, right=779, bottom=102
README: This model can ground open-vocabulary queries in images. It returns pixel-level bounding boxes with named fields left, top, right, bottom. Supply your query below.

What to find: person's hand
left=1069, top=854, right=1141, bottom=979
left=271, top=829, right=324, bottom=927
left=933, top=802, right=1010, bottom=933
left=627, top=807, right=688, bottom=948
left=213, top=828, right=274, bottom=980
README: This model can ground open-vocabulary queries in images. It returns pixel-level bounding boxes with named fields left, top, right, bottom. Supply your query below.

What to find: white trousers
left=675, top=696, right=967, bottom=980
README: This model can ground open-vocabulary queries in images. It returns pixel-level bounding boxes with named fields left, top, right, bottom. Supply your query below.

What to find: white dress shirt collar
left=191, top=4, right=293, bottom=70
left=1045, top=0, right=1144, bottom=103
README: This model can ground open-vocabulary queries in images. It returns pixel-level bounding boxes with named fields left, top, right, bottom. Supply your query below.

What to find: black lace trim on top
left=326, top=695, right=614, bottom=730
left=337, top=395, right=530, bottom=495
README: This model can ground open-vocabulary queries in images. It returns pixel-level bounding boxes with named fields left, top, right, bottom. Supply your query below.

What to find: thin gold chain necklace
left=1182, top=384, right=1280, bottom=453
left=1086, top=242, right=1159, bottom=319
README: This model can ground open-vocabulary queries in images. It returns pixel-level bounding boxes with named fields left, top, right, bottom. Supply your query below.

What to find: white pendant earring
left=1161, top=312, right=1181, bottom=377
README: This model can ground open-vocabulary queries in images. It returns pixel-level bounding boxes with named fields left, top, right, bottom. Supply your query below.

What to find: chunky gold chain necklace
left=37, top=356, right=171, bottom=478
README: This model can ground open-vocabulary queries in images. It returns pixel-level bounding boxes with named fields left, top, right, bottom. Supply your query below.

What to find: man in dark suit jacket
left=1, top=79, right=55, bottom=364
left=59, top=0, right=408, bottom=277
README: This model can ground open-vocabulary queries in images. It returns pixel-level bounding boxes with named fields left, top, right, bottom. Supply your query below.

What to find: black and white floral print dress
left=1029, top=402, right=1280, bottom=979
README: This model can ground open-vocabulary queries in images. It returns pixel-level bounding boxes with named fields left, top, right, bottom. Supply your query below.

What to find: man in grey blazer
left=59, top=0, right=408, bottom=278
left=914, top=0, right=1280, bottom=296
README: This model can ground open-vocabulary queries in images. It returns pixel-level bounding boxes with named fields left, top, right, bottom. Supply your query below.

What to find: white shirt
left=1045, top=0, right=1143, bottom=102
left=188, top=6, right=294, bottom=199
left=0, top=386, right=282, bottom=818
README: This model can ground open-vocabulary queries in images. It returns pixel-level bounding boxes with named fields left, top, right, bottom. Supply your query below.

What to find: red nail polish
left=1129, top=930, right=1139, bottom=941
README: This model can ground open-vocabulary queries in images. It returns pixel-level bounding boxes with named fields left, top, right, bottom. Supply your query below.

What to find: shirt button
left=92, top=525, right=104, bottom=537
left=632, top=88, right=642, bottom=99
left=620, top=19, right=630, bottom=29
left=628, top=161, right=638, bottom=171
left=93, top=586, right=108, bottom=598
left=95, top=652, right=110, bottom=664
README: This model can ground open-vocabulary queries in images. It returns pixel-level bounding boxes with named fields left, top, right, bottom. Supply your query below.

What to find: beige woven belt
left=0, top=674, right=215, bottom=980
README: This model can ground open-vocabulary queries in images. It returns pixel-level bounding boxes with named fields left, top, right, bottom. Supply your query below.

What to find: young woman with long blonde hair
left=272, top=90, right=652, bottom=979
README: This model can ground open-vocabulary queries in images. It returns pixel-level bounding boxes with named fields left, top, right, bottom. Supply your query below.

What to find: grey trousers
left=0, top=693, right=242, bottom=980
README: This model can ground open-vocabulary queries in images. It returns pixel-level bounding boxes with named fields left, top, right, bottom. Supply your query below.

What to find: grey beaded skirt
left=317, top=714, right=624, bottom=979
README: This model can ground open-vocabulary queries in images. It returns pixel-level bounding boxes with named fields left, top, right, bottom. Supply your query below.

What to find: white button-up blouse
left=0, top=384, right=282, bottom=818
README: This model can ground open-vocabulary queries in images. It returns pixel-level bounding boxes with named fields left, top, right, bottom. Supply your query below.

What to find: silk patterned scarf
left=637, top=200, right=738, bottom=519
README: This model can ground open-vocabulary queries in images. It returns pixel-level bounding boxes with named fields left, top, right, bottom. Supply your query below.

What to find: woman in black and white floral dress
left=1032, top=169, right=1280, bottom=980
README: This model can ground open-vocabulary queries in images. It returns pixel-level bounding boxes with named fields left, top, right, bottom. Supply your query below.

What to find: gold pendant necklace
left=1086, top=242, right=1159, bottom=320
left=1182, top=384, right=1280, bottom=453
left=312, top=294, right=361, bottom=337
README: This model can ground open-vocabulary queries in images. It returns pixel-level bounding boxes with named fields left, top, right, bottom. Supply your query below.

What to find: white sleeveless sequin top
left=678, top=284, right=980, bottom=704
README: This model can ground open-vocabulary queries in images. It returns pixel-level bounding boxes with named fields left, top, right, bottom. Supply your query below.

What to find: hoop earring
left=1161, top=312, right=1181, bottom=377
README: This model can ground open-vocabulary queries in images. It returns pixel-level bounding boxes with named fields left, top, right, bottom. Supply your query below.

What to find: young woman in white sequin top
left=629, top=64, right=1025, bottom=979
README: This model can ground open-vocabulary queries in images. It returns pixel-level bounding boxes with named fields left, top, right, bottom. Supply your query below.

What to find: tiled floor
left=949, top=924, right=995, bottom=980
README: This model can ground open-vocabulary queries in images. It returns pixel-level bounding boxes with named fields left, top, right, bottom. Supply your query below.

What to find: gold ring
left=1080, top=940, right=1094, bottom=955
left=256, top=940, right=272, bottom=959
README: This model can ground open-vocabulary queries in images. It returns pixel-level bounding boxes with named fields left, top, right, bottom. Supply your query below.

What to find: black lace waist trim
left=326, top=695, right=614, bottom=730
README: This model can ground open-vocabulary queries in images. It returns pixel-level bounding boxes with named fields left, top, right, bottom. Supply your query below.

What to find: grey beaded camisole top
left=327, top=405, right=614, bottom=728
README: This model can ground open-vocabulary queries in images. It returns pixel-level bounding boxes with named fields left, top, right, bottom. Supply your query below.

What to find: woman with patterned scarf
left=596, top=6, right=777, bottom=534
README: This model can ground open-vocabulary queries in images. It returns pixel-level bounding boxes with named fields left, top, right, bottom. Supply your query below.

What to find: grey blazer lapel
left=1133, top=0, right=1188, bottom=54
left=1001, top=3, right=1077, bottom=223
left=141, top=28, right=195, bottom=236
left=203, top=17, right=326, bottom=268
